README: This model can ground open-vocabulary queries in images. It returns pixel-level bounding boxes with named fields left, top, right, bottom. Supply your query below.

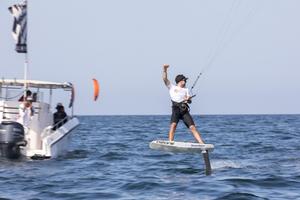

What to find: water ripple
left=0, top=115, right=299, bottom=199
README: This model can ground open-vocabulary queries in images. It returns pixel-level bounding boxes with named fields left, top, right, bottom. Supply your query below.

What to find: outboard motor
left=0, top=121, right=26, bottom=159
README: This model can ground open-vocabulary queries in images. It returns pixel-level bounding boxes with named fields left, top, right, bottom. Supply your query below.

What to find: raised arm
left=162, top=64, right=170, bottom=87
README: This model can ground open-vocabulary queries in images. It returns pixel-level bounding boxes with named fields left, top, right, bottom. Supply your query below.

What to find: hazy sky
left=1, top=0, right=299, bottom=115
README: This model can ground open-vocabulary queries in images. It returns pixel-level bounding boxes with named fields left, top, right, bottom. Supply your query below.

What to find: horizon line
left=74, top=113, right=300, bottom=116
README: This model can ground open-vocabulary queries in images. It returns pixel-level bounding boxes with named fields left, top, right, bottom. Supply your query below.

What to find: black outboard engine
left=0, top=121, right=26, bottom=159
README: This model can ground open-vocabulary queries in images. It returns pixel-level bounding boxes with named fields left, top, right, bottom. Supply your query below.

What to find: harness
left=172, top=101, right=190, bottom=114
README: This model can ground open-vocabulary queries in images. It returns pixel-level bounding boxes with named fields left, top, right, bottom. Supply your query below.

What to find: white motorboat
left=0, top=79, right=79, bottom=159
left=0, top=1, right=80, bottom=159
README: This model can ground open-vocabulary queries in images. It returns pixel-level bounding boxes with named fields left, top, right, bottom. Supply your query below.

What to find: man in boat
left=162, top=64, right=205, bottom=144
left=53, top=103, right=68, bottom=130
left=18, top=90, right=32, bottom=102
left=18, top=100, right=34, bottom=128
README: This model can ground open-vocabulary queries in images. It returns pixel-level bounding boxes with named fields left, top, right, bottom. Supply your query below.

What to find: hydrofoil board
left=149, top=140, right=214, bottom=153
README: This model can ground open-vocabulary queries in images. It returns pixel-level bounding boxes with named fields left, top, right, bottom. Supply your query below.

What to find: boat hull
left=23, top=117, right=80, bottom=159
left=47, top=117, right=79, bottom=158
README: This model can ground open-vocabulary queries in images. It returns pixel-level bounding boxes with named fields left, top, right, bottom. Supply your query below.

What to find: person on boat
left=53, top=103, right=68, bottom=130
left=32, top=92, right=38, bottom=102
left=162, top=64, right=205, bottom=144
left=18, top=90, right=32, bottom=102
left=17, top=100, right=34, bottom=128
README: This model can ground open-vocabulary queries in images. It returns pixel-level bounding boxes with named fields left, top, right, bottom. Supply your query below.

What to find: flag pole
left=24, top=0, right=28, bottom=98
left=24, top=52, right=28, bottom=98
left=9, top=0, right=29, bottom=99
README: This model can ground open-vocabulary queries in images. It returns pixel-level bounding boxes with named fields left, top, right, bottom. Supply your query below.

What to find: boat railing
left=52, top=116, right=69, bottom=130
left=0, top=101, right=40, bottom=121
left=0, top=87, right=44, bottom=103
left=41, top=116, right=69, bottom=139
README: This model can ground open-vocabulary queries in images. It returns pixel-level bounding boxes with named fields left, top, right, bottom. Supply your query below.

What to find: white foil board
left=149, top=140, right=214, bottom=153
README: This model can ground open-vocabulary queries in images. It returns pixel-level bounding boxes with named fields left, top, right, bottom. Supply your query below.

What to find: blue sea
left=0, top=115, right=300, bottom=200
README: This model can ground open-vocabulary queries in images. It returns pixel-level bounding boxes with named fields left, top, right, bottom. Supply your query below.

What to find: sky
left=0, top=0, right=299, bottom=115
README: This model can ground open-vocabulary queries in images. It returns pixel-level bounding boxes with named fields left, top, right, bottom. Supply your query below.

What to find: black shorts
left=170, top=106, right=195, bottom=128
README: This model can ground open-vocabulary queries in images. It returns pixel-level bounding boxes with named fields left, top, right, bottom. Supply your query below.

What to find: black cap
left=56, top=103, right=64, bottom=109
left=26, top=90, right=32, bottom=96
left=175, top=74, right=188, bottom=84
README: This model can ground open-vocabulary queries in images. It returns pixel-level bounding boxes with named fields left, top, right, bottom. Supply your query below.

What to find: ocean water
left=0, top=115, right=300, bottom=200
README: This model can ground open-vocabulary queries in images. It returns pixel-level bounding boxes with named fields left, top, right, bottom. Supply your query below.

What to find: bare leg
left=168, top=122, right=177, bottom=142
left=189, top=125, right=205, bottom=144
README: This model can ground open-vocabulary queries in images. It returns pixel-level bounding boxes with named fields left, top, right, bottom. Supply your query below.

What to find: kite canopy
left=92, top=79, right=100, bottom=101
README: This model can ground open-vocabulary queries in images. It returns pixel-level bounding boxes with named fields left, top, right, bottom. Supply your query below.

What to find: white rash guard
left=168, top=84, right=191, bottom=103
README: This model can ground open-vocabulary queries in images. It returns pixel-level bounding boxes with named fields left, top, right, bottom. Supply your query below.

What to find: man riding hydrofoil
left=162, top=64, right=205, bottom=144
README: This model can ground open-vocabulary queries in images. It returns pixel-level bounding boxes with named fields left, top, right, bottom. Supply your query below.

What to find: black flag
left=8, top=1, right=27, bottom=53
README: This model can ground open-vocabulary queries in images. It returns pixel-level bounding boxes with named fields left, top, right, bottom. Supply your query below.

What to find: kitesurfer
left=162, top=64, right=205, bottom=144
